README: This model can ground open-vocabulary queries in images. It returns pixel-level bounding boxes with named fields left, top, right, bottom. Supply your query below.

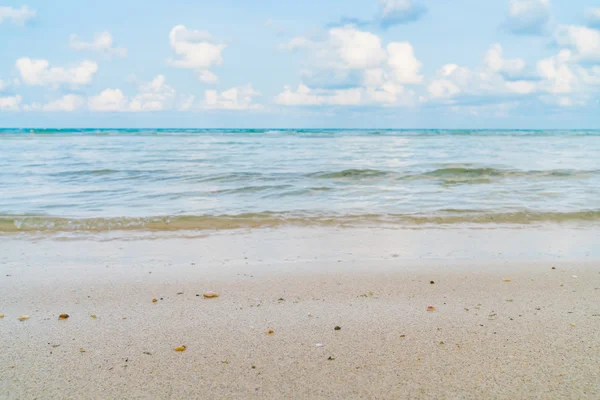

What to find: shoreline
left=1, top=227, right=600, bottom=399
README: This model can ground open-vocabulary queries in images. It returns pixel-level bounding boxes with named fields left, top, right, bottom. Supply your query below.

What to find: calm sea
left=1, top=129, right=599, bottom=233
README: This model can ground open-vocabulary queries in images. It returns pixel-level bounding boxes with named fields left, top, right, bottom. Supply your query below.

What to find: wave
left=424, top=167, right=590, bottom=178
left=305, top=167, right=596, bottom=183
left=2, top=210, right=600, bottom=233
left=309, top=169, right=390, bottom=179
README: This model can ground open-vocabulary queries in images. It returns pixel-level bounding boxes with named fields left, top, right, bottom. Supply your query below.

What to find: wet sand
left=1, top=227, right=600, bottom=399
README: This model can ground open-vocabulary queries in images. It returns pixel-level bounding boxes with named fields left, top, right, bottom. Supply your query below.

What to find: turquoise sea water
left=1, top=129, right=599, bottom=232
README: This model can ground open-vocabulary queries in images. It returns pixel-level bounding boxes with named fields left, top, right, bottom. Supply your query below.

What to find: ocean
left=1, top=128, right=599, bottom=233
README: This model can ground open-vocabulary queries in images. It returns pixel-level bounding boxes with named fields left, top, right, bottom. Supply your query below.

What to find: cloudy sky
left=1, top=0, right=600, bottom=128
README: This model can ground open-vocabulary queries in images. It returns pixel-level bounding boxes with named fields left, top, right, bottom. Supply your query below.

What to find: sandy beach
left=1, top=227, right=599, bottom=399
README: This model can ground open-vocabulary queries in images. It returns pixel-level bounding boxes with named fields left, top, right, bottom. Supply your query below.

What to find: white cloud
left=425, top=43, right=600, bottom=109
left=88, top=75, right=177, bottom=112
left=484, top=44, right=526, bottom=77
left=387, top=42, right=422, bottom=84
left=0, top=95, right=22, bottom=111
left=199, top=70, right=218, bottom=84
left=504, top=0, right=550, bottom=35
left=586, top=8, right=600, bottom=28
left=69, top=32, right=127, bottom=57
left=0, top=5, right=35, bottom=26
left=554, top=25, right=600, bottom=62
left=379, top=0, right=426, bottom=27
left=536, top=50, right=577, bottom=94
left=43, top=94, right=85, bottom=111
left=129, top=75, right=175, bottom=111
left=16, top=58, right=98, bottom=87
left=168, top=25, right=225, bottom=83
left=88, top=88, right=128, bottom=111
left=203, top=84, right=261, bottom=110
left=427, top=45, right=539, bottom=101
left=278, top=27, right=422, bottom=107
left=329, top=27, right=387, bottom=69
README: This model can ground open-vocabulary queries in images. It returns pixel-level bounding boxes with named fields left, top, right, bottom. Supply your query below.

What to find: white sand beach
left=1, top=227, right=599, bottom=399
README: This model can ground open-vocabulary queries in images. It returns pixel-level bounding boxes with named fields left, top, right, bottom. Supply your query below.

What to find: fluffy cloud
left=203, top=84, right=261, bottom=110
left=0, top=95, right=22, bottom=111
left=535, top=49, right=600, bottom=98
left=427, top=44, right=538, bottom=102
left=278, top=27, right=422, bottom=107
left=379, top=0, right=426, bottom=28
left=426, top=43, right=600, bottom=108
left=484, top=44, right=524, bottom=74
left=88, top=88, right=128, bottom=111
left=129, top=75, right=175, bottom=111
left=0, top=5, right=35, bottom=26
left=69, top=32, right=127, bottom=57
left=88, top=75, right=176, bottom=112
left=168, top=25, right=225, bottom=83
left=43, top=94, right=85, bottom=111
left=503, top=0, right=550, bottom=35
left=554, top=25, right=600, bottom=63
left=16, top=58, right=98, bottom=87
left=329, top=27, right=387, bottom=69
left=387, top=42, right=422, bottom=84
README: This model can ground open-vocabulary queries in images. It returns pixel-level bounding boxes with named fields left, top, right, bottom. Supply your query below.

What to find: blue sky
left=1, top=0, right=600, bottom=128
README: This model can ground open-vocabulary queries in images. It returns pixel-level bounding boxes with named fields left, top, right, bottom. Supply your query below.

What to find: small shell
left=316, top=343, right=325, bottom=347
left=152, top=298, right=158, bottom=303
left=427, top=306, right=436, bottom=311
left=58, top=313, right=69, bottom=320
left=570, top=323, right=576, bottom=327
left=18, top=315, right=30, bottom=321
left=90, top=315, right=97, bottom=319
left=0, top=313, right=4, bottom=319
left=266, top=329, right=275, bottom=335
left=203, top=291, right=219, bottom=299
left=503, top=279, right=511, bottom=282
left=174, top=345, right=187, bottom=352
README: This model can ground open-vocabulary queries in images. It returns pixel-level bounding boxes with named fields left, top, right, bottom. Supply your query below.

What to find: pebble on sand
left=18, top=315, right=30, bottom=321
left=266, top=329, right=275, bottom=335
left=0, top=314, right=4, bottom=319
left=427, top=306, right=436, bottom=311
left=152, top=298, right=158, bottom=303
left=58, top=314, right=69, bottom=320
left=503, top=279, right=511, bottom=282
left=174, top=345, right=187, bottom=352
left=334, top=326, right=341, bottom=330
left=203, top=291, right=219, bottom=299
